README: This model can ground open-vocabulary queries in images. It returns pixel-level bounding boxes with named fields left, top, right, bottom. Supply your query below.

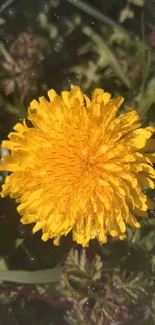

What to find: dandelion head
left=0, top=86, right=155, bottom=246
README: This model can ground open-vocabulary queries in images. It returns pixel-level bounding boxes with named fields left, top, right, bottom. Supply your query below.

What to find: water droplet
left=28, top=254, right=37, bottom=267
left=6, top=7, right=16, bottom=18
left=29, top=68, right=38, bottom=80
left=44, top=4, right=48, bottom=9
left=53, top=37, right=63, bottom=52
left=5, top=35, right=14, bottom=45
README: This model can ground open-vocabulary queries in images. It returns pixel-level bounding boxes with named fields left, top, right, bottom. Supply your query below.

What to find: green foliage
left=58, top=249, right=103, bottom=300
left=127, top=214, right=155, bottom=252
left=58, top=247, right=155, bottom=325
left=129, top=0, right=144, bottom=6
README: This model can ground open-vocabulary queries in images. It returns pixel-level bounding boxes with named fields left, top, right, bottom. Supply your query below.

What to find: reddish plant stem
left=11, top=287, right=72, bottom=309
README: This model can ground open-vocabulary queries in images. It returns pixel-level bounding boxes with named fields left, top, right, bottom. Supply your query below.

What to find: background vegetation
left=0, top=0, right=155, bottom=324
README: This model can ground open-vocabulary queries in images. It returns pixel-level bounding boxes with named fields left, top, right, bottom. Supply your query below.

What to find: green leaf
left=0, top=268, right=62, bottom=284
left=15, top=238, right=24, bottom=248
left=83, top=26, right=131, bottom=88
left=79, top=249, right=87, bottom=272
left=91, top=254, right=103, bottom=281
left=0, top=17, right=5, bottom=25
left=0, top=258, right=8, bottom=271
left=129, top=0, right=144, bottom=7
left=66, top=249, right=89, bottom=276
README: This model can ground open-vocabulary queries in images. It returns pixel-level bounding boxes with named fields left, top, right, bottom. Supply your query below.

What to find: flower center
left=80, top=146, right=93, bottom=172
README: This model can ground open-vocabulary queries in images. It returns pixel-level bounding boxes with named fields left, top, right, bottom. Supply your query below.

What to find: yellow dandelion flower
left=0, top=86, right=155, bottom=247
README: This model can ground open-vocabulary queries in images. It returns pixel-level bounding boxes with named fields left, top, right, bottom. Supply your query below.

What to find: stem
left=12, top=288, right=71, bottom=308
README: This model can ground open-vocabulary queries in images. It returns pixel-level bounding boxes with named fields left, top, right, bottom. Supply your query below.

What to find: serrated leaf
left=66, top=249, right=89, bottom=276
left=91, top=254, right=103, bottom=280
left=79, top=249, right=87, bottom=272
left=66, top=249, right=78, bottom=267
left=69, top=274, right=90, bottom=287
left=73, top=249, right=79, bottom=265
